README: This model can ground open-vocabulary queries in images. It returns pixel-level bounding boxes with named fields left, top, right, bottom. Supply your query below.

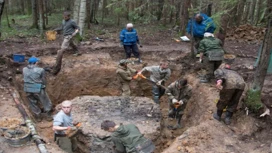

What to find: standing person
left=23, top=56, right=52, bottom=122
left=186, top=13, right=216, bottom=51
left=101, top=120, right=155, bottom=153
left=198, top=32, right=225, bottom=83
left=120, top=23, right=142, bottom=63
left=213, top=65, right=245, bottom=125
left=116, top=59, right=137, bottom=96
left=137, top=60, right=171, bottom=104
left=52, top=11, right=80, bottom=75
left=166, top=79, right=192, bottom=129
left=53, top=100, right=79, bottom=153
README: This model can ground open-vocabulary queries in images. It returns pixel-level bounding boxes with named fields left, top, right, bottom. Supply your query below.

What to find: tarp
left=254, top=45, right=272, bottom=74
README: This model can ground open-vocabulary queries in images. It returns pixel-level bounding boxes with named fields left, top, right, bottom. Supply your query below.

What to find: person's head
left=119, top=59, right=128, bottom=68
left=28, top=56, right=40, bottom=65
left=159, top=60, right=169, bottom=69
left=101, top=120, right=116, bottom=132
left=126, top=23, right=133, bottom=31
left=177, top=79, right=188, bottom=89
left=195, top=14, right=203, bottom=24
left=63, top=11, right=71, bottom=21
left=214, top=68, right=224, bottom=80
left=61, top=100, right=72, bottom=114
left=204, top=32, right=214, bottom=38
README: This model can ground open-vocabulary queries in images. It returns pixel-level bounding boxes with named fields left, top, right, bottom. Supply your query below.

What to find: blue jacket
left=186, top=13, right=216, bottom=38
left=120, top=28, right=139, bottom=45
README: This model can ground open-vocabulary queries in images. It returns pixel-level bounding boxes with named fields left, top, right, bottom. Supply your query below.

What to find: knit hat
left=126, top=23, right=133, bottom=28
left=204, top=32, right=214, bottom=38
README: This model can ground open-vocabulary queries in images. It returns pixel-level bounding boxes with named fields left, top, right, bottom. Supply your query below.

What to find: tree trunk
left=0, top=0, right=5, bottom=25
left=31, top=0, right=38, bottom=29
left=157, top=0, right=164, bottom=21
left=38, top=0, right=44, bottom=38
left=254, top=0, right=262, bottom=25
left=236, top=0, right=246, bottom=26
left=73, top=0, right=80, bottom=24
left=26, top=0, right=32, bottom=15
left=20, top=0, right=25, bottom=14
left=175, top=0, right=181, bottom=24
left=249, top=0, right=257, bottom=25
left=180, top=0, right=190, bottom=35
left=86, top=0, right=90, bottom=29
left=78, top=0, right=86, bottom=36
left=5, top=0, right=10, bottom=28
left=101, top=0, right=107, bottom=24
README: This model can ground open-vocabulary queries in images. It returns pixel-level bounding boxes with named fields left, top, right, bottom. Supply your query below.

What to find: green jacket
left=116, top=65, right=137, bottom=84
left=111, top=124, right=147, bottom=153
left=166, top=81, right=192, bottom=103
left=198, top=37, right=223, bottom=53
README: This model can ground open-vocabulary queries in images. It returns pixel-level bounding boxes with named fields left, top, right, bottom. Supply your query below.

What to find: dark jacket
left=116, top=65, right=137, bottom=84
left=55, top=19, right=80, bottom=36
left=112, top=124, right=147, bottom=153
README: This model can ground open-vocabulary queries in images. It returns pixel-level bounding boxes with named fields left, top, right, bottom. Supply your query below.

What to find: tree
left=73, top=0, right=80, bottom=24
left=38, top=0, right=44, bottom=38
left=78, top=0, right=86, bottom=36
left=0, top=0, right=4, bottom=25
left=246, top=0, right=272, bottom=112
left=31, top=0, right=38, bottom=29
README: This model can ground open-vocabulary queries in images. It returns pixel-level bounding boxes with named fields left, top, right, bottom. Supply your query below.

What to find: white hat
left=126, top=23, right=133, bottom=28
left=62, top=100, right=72, bottom=107
left=204, top=32, right=214, bottom=38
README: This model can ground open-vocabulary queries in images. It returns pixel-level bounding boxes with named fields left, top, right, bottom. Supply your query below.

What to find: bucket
left=13, top=54, right=25, bottom=63
left=224, top=54, right=236, bottom=64
left=46, top=30, right=57, bottom=41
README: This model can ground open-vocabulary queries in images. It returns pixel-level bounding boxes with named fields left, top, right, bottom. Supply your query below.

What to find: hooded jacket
left=112, top=124, right=147, bottom=153
left=116, top=65, right=137, bottom=84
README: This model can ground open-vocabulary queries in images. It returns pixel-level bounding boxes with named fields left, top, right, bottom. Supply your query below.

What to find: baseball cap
left=28, top=56, right=40, bottom=63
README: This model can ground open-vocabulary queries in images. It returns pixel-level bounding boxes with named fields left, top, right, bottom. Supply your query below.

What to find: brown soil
left=0, top=25, right=272, bottom=153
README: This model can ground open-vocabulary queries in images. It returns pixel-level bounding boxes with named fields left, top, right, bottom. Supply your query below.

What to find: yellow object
left=46, top=30, right=57, bottom=41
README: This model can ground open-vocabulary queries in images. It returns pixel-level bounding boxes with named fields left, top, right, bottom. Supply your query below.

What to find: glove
left=67, top=126, right=77, bottom=131
left=179, top=100, right=184, bottom=105
left=172, top=99, right=178, bottom=104
left=156, top=80, right=163, bottom=85
left=199, top=58, right=203, bottom=63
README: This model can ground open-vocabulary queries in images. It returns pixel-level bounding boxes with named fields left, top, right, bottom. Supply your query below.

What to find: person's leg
left=27, top=93, right=42, bottom=121
left=152, top=85, right=160, bottom=104
left=69, top=37, right=80, bottom=55
left=38, top=89, right=53, bottom=121
left=158, top=81, right=165, bottom=98
left=111, top=137, right=126, bottom=153
left=123, top=45, right=132, bottom=59
left=53, top=36, right=70, bottom=74
left=131, top=44, right=141, bottom=62
left=214, top=89, right=235, bottom=121
left=56, top=137, right=73, bottom=153
left=121, top=83, right=131, bottom=96
left=224, top=89, right=244, bottom=125
left=200, top=58, right=213, bottom=83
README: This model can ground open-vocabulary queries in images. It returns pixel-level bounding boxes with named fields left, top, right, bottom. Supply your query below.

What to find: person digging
left=213, top=64, right=245, bottom=125
left=165, top=79, right=192, bottom=129
left=101, top=120, right=155, bottom=153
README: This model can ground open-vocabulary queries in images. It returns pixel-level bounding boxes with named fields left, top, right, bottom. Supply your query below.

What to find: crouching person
left=53, top=100, right=79, bottom=153
left=101, top=120, right=155, bottom=153
left=166, top=79, right=192, bottom=129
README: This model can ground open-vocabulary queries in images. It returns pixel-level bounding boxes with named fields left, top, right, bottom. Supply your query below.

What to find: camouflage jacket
left=216, top=68, right=245, bottom=90
left=166, top=81, right=192, bottom=103
left=141, top=66, right=171, bottom=82
left=23, top=65, right=46, bottom=85
left=198, top=37, right=224, bottom=53
left=116, top=65, right=137, bottom=84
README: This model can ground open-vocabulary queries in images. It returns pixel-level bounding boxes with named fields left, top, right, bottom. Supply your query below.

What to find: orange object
left=46, top=30, right=57, bottom=41
left=76, top=122, right=81, bottom=127
left=174, top=103, right=180, bottom=109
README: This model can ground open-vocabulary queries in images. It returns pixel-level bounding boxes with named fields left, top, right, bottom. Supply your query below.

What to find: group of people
left=21, top=12, right=246, bottom=153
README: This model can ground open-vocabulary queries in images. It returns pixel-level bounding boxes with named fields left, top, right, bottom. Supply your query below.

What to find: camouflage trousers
left=203, top=57, right=222, bottom=79
left=217, top=88, right=244, bottom=112
left=56, top=136, right=77, bottom=153
left=121, top=82, right=131, bottom=96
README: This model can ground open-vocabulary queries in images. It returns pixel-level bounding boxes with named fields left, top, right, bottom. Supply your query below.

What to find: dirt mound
left=227, top=24, right=265, bottom=43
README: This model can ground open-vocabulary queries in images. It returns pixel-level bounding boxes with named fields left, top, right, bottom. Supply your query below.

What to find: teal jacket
left=111, top=124, right=147, bottom=153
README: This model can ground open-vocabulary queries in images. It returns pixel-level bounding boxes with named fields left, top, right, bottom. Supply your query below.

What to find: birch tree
left=73, top=0, right=80, bottom=24
left=78, top=0, right=86, bottom=36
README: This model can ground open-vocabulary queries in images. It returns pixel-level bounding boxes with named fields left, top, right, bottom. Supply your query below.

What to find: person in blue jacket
left=120, top=23, right=142, bottom=63
left=186, top=13, right=216, bottom=51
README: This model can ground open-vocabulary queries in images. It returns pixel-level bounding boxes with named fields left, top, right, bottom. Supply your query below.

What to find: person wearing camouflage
left=213, top=65, right=245, bottom=125
left=198, top=32, right=225, bottom=83
left=116, top=59, right=137, bottom=96
left=166, top=79, right=192, bottom=129
left=101, top=120, right=155, bottom=153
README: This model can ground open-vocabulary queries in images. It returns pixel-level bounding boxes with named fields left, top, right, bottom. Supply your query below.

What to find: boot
left=224, top=111, right=233, bottom=125
left=213, top=110, right=223, bottom=121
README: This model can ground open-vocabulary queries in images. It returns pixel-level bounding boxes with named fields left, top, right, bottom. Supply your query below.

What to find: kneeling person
left=166, top=79, right=192, bottom=129
left=101, top=120, right=155, bottom=153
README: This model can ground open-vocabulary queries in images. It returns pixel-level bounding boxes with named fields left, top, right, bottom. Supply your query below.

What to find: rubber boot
left=224, top=111, right=233, bottom=125
left=213, top=110, right=223, bottom=121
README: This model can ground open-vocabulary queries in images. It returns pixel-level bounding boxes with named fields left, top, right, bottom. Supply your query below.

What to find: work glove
left=172, top=99, right=178, bottom=104
left=179, top=100, right=184, bottom=105
left=156, top=80, right=163, bottom=86
left=67, top=126, right=77, bottom=131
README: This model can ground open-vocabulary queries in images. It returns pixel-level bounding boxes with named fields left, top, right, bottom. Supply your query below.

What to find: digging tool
left=133, top=74, right=167, bottom=89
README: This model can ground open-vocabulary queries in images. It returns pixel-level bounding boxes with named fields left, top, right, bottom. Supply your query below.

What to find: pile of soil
left=0, top=117, right=23, bottom=129
left=227, top=24, right=266, bottom=43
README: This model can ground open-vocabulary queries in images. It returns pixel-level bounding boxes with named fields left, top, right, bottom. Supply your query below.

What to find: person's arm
left=120, top=30, right=125, bottom=45
left=54, top=20, right=64, bottom=31
left=117, top=70, right=132, bottom=81
left=138, top=66, right=154, bottom=74
left=53, top=125, right=69, bottom=131
left=166, top=83, right=175, bottom=100
left=111, top=136, right=126, bottom=153
left=40, top=69, right=46, bottom=85
left=128, top=67, right=137, bottom=74
left=162, top=69, right=171, bottom=81
left=71, top=21, right=79, bottom=37
left=186, top=19, right=192, bottom=35
left=198, top=40, right=206, bottom=62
